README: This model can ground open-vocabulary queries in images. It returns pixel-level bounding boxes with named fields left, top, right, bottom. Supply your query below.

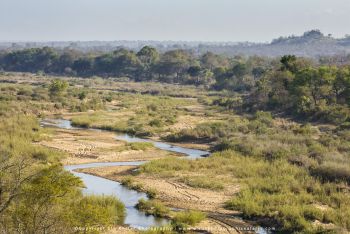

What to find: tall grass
left=141, top=151, right=350, bottom=232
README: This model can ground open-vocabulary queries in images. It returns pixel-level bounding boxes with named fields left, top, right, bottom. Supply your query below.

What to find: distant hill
left=1, top=30, right=350, bottom=58
left=196, top=30, right=350, bottom=58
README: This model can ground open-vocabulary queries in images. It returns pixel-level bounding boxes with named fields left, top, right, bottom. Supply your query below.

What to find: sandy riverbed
left=39, top=124, right=252, bottom=234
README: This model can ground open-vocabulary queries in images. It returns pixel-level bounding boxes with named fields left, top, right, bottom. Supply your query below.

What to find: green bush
left=179, top=176, right=224, bottom=190
left=120, top=176, right=143, bottom=190
left=128, top=142, right=154, bottom=151
left=165, top=122, right=235, bottom=142
left=172, top=210, right=206, bottom=226
left=71, top=195, right=125, bottom=227
left=136, top=199, right=170, bottom=218
left=311, top=163, right=350, bottom=183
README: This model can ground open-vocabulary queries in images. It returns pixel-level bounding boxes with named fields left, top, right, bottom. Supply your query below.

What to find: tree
left=281, top=55, right=297, bottom=73
left=3, top=47, right=58, bottom=73
left=187, top=66, right=212, bottom=86
left=334, top=68, right=350, bottom=104
left=72, top=57, right=93, bottom=76
left=94, top=53, right=114, bottom=75
left=0, top=116, right=126, bottom=233
left=8, top=166, right=82, bottom=233
left=49, top=79, right=68, bottom=96
left=137, top=46, right=159, bottom=80
left=54, top=49, right=80, bottom=73
left=156, top=50, right=193, bottom=83
left=200, top=52, right=229, bottom=71
left=187, top=66, right=201, bottom=77
left=0, top=117, right=45, bottom=216
left=137, top=46, right=159, bottom=66
left=111, top=49, right=141, bottom=78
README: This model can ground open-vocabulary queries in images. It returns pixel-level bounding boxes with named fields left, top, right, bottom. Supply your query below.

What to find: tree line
left=245, top=55, right=350, bottom=124
left=0, top=46, right=268, bottom=86
left=0, top=47, right=349, bottom=123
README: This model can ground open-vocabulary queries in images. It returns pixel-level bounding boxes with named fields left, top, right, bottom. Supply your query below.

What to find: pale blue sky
left=1, top=0, right=349, bottom=42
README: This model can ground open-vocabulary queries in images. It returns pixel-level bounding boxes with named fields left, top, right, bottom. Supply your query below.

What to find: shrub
left=254, top=111, right=273, bottom=126
left=149, top=119, right=163, bottom=127
left=179, top=176, right=224, bottom=190
left=128, top=142, right=154, bottom=151
left=120, top=176, right=143, bottom=190
left=146, top=188, right=158, bottom=199
left=293, top=123, right=317, bottom=135
left=71, top=116, right=94, bottom=127
left=310, top=163, right=350, bottom=183
left=72, top=195, right=125, bottom=227
left=165, top=122, right=235, bottom=142
left=136, top=199, right=170, bottom=218
left=172, top=210, right=206, bottom=226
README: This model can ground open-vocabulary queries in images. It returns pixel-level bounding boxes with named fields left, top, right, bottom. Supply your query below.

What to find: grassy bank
left=140, top=151, right=350, bottom=232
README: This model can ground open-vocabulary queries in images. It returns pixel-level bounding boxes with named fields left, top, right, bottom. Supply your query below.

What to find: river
left=41, top=119, right=209, bottom=229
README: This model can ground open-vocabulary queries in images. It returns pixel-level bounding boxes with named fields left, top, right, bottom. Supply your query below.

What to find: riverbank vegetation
left=0, top=87, right=126, bottom=233
left=136, top=199, right=205, bottom=233
left=0, top=49, right=349, bottom=233
left=140, top=151, right=350, bottom=232
left=70, top=93, right=201, bottom=137
left=1, top=47, right=349, bottom=125
left=0, top=115, right=125, bottom=233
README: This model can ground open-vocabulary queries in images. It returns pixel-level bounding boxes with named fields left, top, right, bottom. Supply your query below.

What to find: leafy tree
left=54, top=49, right=80, bottom=73
left=281, top=55, right=297, bottom=72
left=3, top=47, right=58, bottom=73
left=137, top=46, right=160, bottom=80
left=156, top=50, right=193, bottom=83
left=8, top=166, right=82, bottom=233
left=49, top=79, right=68, bottom=96
left=200, top=52, right=229, bottom=71
left=72, top=57, right=93, bottom=76
left=112, top=49, right=142, bottom=78
left=137, top=46, right=159, bottom=66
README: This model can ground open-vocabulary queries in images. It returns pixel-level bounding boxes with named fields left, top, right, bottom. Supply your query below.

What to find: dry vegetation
left=1, top=72, right=350, bottom=233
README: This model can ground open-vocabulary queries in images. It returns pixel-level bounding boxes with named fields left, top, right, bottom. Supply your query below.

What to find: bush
left=136, top=199, right=170, bottom=218
left=120, top=176, right=143, bottom=190
left=171, top=210, right=206, bottom=233
left=172, top=210, right=206, bottom=226
left=311, top=163, right=350, bottom=183
left=128, top=142, right=154, bottom=151
left=145, top=188, right=158, bottom=199
left=149, top=119, right=163, bottom=127
left=165, top=122, right=235, bottom=142
left=71, top=116, right=94, bottom=127
left=179, top=176, right=224, bottom=190
left=254, top=111, right=273, bottom=126
left=72, top=195, right=125, bottom=227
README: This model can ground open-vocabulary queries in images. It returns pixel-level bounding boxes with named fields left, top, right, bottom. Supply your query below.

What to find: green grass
left=179, top=176, right=224, bottom=190
left=120, top=176, right=144, bottom=191
left=72, top=195, right=125, bottom=226
left=140, top=151, right=350, bottom=232
left=128, top=142, right=154, bottom=151
left=71, top=113, right=104, bottom=128
left=136, top=199, right=170, bottom=218
left=172, top=210, right=206, bottom=226
left=1, top=74, right=350, bottom=233
left=171, top=210, right=206, bottom=233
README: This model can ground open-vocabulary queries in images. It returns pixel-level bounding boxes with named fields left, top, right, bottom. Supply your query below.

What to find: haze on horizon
left=1, top=0, right=350, bottom=43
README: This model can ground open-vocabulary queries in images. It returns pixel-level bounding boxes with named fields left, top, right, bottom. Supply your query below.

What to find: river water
left=42, top=119, right=269, bottom=234
left=41, top=119, right=209, bottom=229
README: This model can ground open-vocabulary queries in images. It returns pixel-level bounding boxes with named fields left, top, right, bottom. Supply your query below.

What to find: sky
left=1, top=0, right=350, bottom=42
